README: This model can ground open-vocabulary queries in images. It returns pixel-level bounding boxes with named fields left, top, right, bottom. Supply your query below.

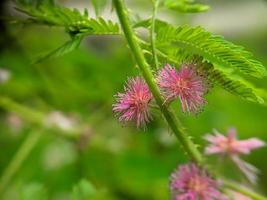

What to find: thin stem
left=138, top=38, right=181, bottom=66
left=112, top=0, right=203, bottom=164
left=0, top=131, right=42, bottom=193
left=150, top=0, right=159, bottom=69
left=0, top=96, right=44, bottom=124
left=223, top=180, right=267, bottom=200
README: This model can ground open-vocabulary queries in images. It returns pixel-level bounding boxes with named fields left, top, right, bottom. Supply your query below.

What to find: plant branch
left=150, top=0, right=159, bottom=69
left=112, top=0, right=203, bottom=164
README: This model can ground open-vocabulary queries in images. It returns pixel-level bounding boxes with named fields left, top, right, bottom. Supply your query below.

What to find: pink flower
left=204, top=128, right=265, bottom=183
left=112, top=76, right=153, bottom=128
left=170, top=163, right=226, bottom=200
left=204, top=128, right=265, bottom=156
left=156, top=64, right=207, bottom=113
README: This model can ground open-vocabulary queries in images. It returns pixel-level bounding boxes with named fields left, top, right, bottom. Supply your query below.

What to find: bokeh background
left=0, top=0, right=267, bottom=199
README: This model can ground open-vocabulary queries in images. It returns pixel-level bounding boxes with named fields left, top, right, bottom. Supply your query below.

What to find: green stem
left=150, top=0, right=159, bottom=69
left=0, top=131, right=42, bottom=193
left=112, top=0, right=203, bottom=164
left=0, top=96, right=44, bottom=125
left=223, top=180, right=267, bottom=200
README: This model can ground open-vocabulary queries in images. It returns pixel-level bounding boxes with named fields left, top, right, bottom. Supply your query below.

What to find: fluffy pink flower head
left=156, top=64, right=207, bottom=113
left=112, top=76, right=153, bottom=128
left=170, top=163, right=226, bottom=200
left=204, top=128, right=265, bottom=156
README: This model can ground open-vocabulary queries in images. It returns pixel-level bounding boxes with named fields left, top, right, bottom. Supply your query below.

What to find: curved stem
left=150, top=0, right=159, bottom=69
left=0, top=131, right=42, bottom=193
left=112, top=0, right=203, bottom=164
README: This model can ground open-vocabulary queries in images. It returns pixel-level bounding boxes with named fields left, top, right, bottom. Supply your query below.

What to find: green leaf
left=164, top=0, right=210, bottom=13
left=200, top=63, right=264, bottom=104
left=91, top=0, right=108, bottom=16
left=155, top=23, right=267, bottom=78
left=77, top=17, right=120, bottom=36
left=33, top=36, right=83, bottom=64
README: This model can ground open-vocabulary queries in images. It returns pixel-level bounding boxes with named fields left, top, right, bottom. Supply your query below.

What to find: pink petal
left=235, top=138, right=266, bottom=154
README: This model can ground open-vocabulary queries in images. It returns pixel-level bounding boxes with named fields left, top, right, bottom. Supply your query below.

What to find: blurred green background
left=0, top=0, right=267, bottom=199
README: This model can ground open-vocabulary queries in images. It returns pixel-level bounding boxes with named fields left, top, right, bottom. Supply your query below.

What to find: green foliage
left=14, top=0, right=120, bottom=62
left=200, top=63, right=264, bottom=103
left=1, top=18, right=267, bottom=198
left=2, top=1, right=267, bottom=199
left=15, top=0, right=120, bottom=36
left=12, top=1, right=267, bottom=104
left=143, top=43, right=264, bottom=104
left=137, top=19, right=266, bottom=104
left=155, top=24, right=267, bottom=78
left=163, top=0, right=210, bottom=13
left=33, top=36, right=83, bottom=64
left=76, top=17, right=120, bottom=36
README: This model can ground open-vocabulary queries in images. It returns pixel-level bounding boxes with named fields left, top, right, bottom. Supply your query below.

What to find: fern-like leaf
left=156, top=24, right=267, bottom=78
left=14, top=1, right=120, bottom=36
left=200, top=63, right=264, bottom=103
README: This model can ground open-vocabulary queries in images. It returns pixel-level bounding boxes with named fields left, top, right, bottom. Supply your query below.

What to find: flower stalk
left=112, top=0, right=203, bottom=165
left=150, top=0, right=159, bottom=69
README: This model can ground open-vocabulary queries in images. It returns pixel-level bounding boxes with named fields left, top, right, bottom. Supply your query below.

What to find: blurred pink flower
left=113, top=76, right=153, bottom=128
left=204, top=128, right=265, bottom=156
left=204, top=128, right=265, bottom=183
left=156, top=64, right=207, bottom=113
left=170, top=163, right=226, bottom=200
